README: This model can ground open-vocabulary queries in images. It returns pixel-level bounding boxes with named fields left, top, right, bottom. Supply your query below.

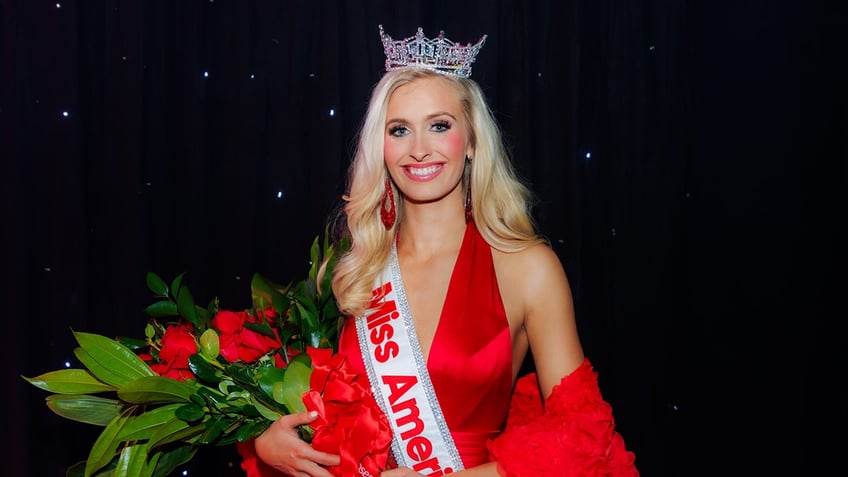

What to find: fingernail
left=308, top=410, right=318, bottom=419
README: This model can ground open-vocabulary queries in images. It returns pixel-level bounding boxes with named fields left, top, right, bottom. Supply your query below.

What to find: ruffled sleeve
left=487, top=358, right=639, bottom=476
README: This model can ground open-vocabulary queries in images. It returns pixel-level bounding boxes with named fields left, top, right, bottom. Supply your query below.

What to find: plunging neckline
left=394, top=224, right=470, bottom=364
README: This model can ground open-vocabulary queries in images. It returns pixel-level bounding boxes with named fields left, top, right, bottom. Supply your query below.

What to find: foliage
left=23, top=230, right=350, bottom=477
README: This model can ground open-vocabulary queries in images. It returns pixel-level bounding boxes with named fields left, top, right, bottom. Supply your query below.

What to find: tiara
left=379, top=25, right=487, bottom=79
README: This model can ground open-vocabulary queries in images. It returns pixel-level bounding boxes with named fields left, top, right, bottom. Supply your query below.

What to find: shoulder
left=493, top=243, right=572, bottom=314
left=494, top=243, right=569, bottom=288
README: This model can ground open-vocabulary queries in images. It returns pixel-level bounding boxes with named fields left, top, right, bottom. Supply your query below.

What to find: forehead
left=387, top=77, right=464, bottom=115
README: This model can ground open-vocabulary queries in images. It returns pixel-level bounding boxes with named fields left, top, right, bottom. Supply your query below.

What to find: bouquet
left=23, top=230, right=393, bottom=477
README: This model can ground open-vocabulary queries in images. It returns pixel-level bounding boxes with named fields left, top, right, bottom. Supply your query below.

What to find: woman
left=251, top=26, right=638, bottom=477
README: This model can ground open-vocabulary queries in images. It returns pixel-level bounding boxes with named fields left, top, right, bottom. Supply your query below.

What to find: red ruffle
left=487, top=359, right=639, bottom=476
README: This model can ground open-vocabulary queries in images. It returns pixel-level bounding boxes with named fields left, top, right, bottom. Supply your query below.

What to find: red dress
left=338, top=221, right=513, bottom=468
left=339, top=222, right=639, bottom=475
left=239, top=222, right=638, bottom=476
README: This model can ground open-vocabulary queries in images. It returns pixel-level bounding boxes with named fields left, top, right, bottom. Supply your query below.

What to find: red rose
left=149, top=323, right=197, bottom=381
left=302, top=348, right=392, bottom=477
left=212, top=308, right=282, bottom=363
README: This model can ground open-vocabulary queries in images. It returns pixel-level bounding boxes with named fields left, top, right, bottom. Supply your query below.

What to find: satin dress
left=338, top=222, right=512, bottom=468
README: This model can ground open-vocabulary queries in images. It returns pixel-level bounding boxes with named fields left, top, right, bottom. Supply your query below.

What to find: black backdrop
left=3, top=1, right=845, bottom=476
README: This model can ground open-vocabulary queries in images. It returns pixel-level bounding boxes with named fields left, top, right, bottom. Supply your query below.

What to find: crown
left=379, top=25, right=487, bottom=79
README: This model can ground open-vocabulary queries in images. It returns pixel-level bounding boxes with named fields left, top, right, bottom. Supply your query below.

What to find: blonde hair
left=322, top=68, right=546, bottom=318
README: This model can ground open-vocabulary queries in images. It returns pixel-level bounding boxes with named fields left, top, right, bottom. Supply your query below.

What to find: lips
left=403, top=163, right=443, bottom=181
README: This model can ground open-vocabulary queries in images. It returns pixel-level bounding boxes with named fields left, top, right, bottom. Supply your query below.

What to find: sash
left=355, top=246, right=464, bottom=475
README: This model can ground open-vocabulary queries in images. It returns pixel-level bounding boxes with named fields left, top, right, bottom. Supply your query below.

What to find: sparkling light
left=203, top=71, right=209, bottom=78
left=276, top=190, right=285, bottom=199
left=61, top=111, right=69, bottom=117
left=585, top=152, right=591, bottom=159
left=64, top=361, right=72, bottom=368
left=56, top=3, right=61, bottom=8
left=329, top=108, right=335, bottom=117
left=250, top=74, right=255, bottom=79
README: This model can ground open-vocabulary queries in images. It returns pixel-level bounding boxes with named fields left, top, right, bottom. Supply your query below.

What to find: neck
left=397, top=206, right=467, bottom=259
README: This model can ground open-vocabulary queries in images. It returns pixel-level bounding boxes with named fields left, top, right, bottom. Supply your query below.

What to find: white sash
left=355, top=246, right=464, bottom=475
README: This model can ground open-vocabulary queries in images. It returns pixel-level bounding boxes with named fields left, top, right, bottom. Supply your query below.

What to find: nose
left=410, top=134, right=430, bottom=162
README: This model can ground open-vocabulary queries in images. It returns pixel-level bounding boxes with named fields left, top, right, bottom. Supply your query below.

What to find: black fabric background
left=3, top=1, right=844, bottom=476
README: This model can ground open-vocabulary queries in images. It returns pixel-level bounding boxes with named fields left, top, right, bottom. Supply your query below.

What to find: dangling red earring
left=464, top=166, right=473, bottom=223
left=381, top=176, right=396, bottom=229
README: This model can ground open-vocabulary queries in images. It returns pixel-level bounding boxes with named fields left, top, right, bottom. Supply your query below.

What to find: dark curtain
left=3, top=1, right=844, bottom=476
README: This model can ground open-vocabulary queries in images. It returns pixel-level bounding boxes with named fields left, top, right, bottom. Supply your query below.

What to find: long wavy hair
left=321, top=68, right=546, bottom=318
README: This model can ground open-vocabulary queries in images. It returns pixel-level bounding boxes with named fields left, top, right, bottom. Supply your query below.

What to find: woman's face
left=383, top=76, right=473, bottom=208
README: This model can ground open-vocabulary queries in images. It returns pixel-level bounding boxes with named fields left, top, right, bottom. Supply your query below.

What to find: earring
left=381, top=176, right=396, bottom=229
left=464, top=159, right=473, bottom=223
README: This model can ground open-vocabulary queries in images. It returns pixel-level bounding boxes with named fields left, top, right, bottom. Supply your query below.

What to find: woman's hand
left=254, top=410, right=341, bottom=477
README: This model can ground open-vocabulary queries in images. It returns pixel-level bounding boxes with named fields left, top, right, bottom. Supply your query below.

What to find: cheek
left=441, top=130, right=467, bottom=157
left=383, top=139, right=401, bottom=164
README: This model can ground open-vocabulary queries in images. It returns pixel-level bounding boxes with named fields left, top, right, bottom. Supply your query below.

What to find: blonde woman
left=251, top=26, right=638, bottom=477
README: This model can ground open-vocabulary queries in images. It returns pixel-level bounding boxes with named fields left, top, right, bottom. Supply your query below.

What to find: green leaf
left=254, top=365, right=287, bottom=400
left=86, top=412, right=131, bottom=477
left=146, top=272, right=169, bottom=297
left=114, top=442, right=154, bottom=477
left=66, top=460, right=88, bottom=477
left=174, top=403, right=205, bottom=422
left=252, top=397, right=284, bottom=421
left=198, top=328, right=220, bottom=359
left=149, top=418, right=204, bottom=448
left=116, top=336, right=148, bottom=351
left=296, top=301, right=320, bottom=333
left=118, top=376, right=198, bottom=404
left=236, top=418, right=272, bottom=442
left=252, top=273, right=291, bottom=314
left=74, top=347, right=131, bottom=388
left=243, top=320, right=278, bottom=340
left=144, top=300, right=178, bottom=318
left=176, top=286, right=199, bottom=328
left=23, top=369, right=115, bottom=395
left=151, top=445, right=196, bottom=477
left=170, top=274, right=184, bottom=300
left=196, top=415, right=231, bottom=444
left=188, top=354, right=221, bottom=383
left=309, top=235, right=320, bottom=280
left=195, top=385, right=229, bottom=409
left=276, top=356, right=311, bottom=414
left=118, top=403, right=183, bottom=441
left=74, top=331, right=157, bottom=386
left=45, top=394, right=123, bottom=426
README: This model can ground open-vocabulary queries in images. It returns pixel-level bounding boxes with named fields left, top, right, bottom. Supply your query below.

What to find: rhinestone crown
left=379, top=25, right=487, bottom=79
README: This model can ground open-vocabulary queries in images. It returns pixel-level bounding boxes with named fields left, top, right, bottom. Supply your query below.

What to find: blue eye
left=432, top=121, right=450, bottom=132
left=388, top=125, right=409, bottom=137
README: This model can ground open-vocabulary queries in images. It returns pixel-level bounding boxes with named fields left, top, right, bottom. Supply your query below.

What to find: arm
left=488, top=245, right=639, bottom=476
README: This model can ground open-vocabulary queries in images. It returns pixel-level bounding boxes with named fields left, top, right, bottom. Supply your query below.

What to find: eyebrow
left=385, top=111, right=458, bottom=124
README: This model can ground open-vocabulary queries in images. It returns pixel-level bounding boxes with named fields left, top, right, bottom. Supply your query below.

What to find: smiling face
left=383, top=76, right=474, bottom=210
